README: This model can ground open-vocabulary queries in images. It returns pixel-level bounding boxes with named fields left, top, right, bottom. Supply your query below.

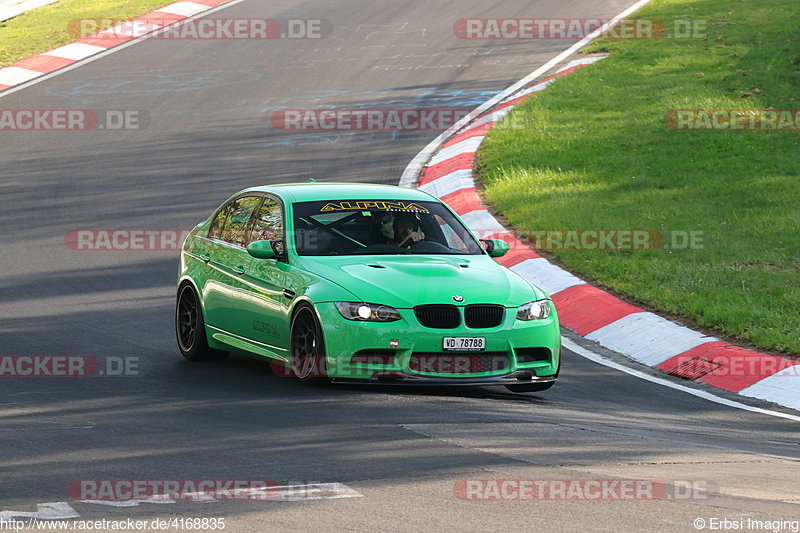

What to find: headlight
left=335, top=302, right=401, bottom=322
left=516, top=300, right=551, bottom=321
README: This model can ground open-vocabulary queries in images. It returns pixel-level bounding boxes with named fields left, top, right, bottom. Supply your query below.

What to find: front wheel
left=176, top=283, right=228, bottom=361
left=289, top=304, right=329, bottom=385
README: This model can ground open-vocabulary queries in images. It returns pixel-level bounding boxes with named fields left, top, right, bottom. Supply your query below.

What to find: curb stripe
left=0, top=66, right=42, bottom=85
left=501, top=78, right=557, bottom=102
left=465, top=108, right=512, bottom=130
left=657, top=341, right=799, bottom=393
left=77, top=35, right=132, bottom=48
left=440, top=187, right=482, bottom=216
left=459, top=210, right=506, bottom=236
left=133, top=12, right=186, bottom=24
left=739, top=369, right=800, bottom=411
left=191, top=0, right=237, bottom=6
left=43, top=43, right=107, bottom=61
left=441, top=122, right=494, bottom=148
left=420, top=154, right=474, bottom=185
left=100, top=21, right=163, bottom=38
left=156, top=2, right=212, bottom=17
left=418, top=169, right=473, bottom=198
left=428, top=137, right=483, bottom=167
left=585, top=312, right=717, bottom=367
left=551, top=284, right=644, bottom=336
left=510, top=258, right=586, bottom=296
left=14, top=55, right=76, bottom=72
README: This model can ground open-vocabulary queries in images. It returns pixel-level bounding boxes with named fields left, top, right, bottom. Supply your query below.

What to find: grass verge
left=477, top=0, right=800, bottom=355
left=0, top=0, right=173, bottom=68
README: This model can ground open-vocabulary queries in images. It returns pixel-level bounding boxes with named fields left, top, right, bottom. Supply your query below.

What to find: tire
left=176, top=283, right=228, bottom=361
left=289, top=304, right=329, bottom=385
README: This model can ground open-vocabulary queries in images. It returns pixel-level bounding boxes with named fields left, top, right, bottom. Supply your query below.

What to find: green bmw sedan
left=176, top=182, right=560, bottom=392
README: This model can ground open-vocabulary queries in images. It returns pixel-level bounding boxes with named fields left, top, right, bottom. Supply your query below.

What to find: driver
left=385, top=212, right=425, bottom=248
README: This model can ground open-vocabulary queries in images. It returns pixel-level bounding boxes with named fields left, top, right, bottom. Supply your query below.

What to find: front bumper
left=316, top=302, right=561, bottom=381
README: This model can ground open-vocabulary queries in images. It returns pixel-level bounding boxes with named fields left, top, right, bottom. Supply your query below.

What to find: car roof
left=239, top=182, right=436, bottom=203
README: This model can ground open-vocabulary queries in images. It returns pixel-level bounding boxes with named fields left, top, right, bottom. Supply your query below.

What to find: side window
left=218, top=196, right=262, bottom=247
left=250, top=197, right=284, bottom=249
left=208, top=202, right=230, bottom=241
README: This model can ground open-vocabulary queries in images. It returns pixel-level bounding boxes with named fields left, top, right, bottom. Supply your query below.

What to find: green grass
left=0, top=0, right=172, bottom=67
left=477, top=0, right=800, bottom=355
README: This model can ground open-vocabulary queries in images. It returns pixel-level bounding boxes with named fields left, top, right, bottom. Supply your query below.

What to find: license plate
left=442, top=337, right=485, bottom=351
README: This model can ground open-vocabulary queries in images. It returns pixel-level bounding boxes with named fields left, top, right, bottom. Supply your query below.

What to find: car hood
left=294, top=254, right=546, bottom=308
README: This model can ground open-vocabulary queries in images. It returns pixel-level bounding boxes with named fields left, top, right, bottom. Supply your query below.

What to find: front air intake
left=464, top=304, right=505, bottom=328
left=413, top=305, right=460, bottom=329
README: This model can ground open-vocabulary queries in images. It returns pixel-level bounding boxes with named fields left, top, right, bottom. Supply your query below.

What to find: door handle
left=232, top=265, right=245, bottom=276
left=199, top=253, right=211, bottom=263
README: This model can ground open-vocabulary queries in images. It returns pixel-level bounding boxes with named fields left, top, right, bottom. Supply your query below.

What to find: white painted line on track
left=562, top=337, right=800, bottom=423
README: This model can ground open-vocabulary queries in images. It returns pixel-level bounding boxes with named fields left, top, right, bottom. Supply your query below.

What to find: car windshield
left=292, top=199, right=485, bottom=256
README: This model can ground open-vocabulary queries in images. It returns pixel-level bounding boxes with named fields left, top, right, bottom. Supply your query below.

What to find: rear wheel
left=289, top=304, right=329, bottom=385
left=176, top=283, right=228, bottom=361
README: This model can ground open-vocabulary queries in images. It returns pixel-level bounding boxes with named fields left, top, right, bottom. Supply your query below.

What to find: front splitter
left=331, top=371, right=557, bottom=386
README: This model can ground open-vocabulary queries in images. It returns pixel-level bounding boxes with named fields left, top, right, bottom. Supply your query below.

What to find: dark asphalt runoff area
left=1, top=0, right=798, bottom=531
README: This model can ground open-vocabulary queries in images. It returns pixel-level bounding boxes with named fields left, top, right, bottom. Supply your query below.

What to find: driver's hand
left=409, top=231, right=425, bottom=243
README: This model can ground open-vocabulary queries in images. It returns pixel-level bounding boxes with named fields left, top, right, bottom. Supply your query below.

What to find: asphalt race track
left=1, top=0, right=798, bottom=531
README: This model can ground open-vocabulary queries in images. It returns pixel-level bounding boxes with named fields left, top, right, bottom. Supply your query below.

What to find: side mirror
left=247, top=239, right=283, bottom=259
left=480, top=238, right=509, bottom=258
